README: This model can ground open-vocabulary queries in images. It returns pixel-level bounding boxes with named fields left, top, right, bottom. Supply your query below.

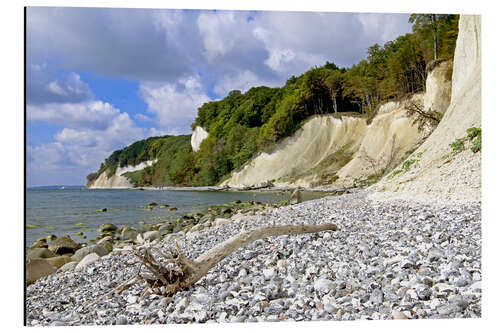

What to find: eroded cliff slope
left=373, top=15, right=481, bottom=202
left=222, top=58, right=453, bottom=188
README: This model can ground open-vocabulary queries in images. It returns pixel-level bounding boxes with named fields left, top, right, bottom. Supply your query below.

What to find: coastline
left=26, top=189, right=481, bottom=325
left=89, top=184, right=358, bottom=194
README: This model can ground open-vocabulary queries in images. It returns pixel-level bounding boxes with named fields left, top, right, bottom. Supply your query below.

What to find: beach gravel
left=26, top=190, right=481, bottom=325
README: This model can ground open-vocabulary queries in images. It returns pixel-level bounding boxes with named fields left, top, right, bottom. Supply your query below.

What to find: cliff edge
left=373, top=15, right=481, bottom=202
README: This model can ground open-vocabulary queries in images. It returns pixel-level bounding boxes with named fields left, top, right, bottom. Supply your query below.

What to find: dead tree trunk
left=116, top=223, right=338, bottom=297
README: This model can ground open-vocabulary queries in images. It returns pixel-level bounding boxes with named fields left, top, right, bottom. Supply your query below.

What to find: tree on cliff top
left=410, top=14, right=459, bottom=61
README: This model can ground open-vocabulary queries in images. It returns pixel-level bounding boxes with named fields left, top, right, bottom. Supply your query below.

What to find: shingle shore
left=26, top=191, right=481, bottom=325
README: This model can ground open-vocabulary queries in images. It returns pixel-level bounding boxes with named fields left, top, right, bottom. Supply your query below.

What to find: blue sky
left=26, top=7, right=412, bottom=186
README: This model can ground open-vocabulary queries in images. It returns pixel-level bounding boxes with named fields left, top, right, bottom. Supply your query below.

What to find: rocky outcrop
left=88, top=159, right=156, bottom=189
left=374, top=15, right=481, bottom=202
left=191, top=126, right=209, bottom=152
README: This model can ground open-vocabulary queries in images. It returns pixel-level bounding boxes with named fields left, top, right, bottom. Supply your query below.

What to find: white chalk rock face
left=337, top=94, right=425, bottom=181
left=451, top=15, right=481, bottom=102
left=191, top=126, right=209, bottom=152
left=88, top=159, right=157, bottom=189
left=221, top=115, right=367, bottom=188
left=424, top=60, right=453, bottom=115
left=374, top=15, right=482, bottom=202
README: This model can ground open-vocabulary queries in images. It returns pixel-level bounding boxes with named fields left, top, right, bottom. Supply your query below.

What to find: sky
left=26, top=7, right=413, bottom=186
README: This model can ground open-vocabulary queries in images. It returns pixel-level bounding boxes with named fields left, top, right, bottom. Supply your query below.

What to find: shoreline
left=26, top=189, right=481, bottom=325
left=87, top=184, right=359, bottom=194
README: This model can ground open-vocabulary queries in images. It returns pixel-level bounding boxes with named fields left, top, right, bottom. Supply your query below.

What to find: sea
left=26, top=187, right=326, bottom=249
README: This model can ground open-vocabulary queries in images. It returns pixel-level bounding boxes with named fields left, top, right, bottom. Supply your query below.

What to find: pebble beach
left=25, top=190, right=481, bottom=325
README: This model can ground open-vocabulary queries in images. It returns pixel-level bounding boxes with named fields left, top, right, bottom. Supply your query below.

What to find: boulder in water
left=48, top=235, right=80, bottom=255
left=98, top=223, right=117, bottom=233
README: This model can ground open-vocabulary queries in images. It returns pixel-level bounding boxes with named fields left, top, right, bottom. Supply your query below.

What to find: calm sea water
left=26, top=188, right=324, bottom=248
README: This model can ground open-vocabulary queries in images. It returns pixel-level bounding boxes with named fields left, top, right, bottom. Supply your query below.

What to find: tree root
left=115, top=223, right=337, bottom=297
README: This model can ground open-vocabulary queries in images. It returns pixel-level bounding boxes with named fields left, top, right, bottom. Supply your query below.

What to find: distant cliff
left=87, top=159, right=156, bottom=189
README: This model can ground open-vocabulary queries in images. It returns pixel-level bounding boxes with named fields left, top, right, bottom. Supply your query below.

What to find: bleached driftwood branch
left=116, top=223, right=337, bottom=297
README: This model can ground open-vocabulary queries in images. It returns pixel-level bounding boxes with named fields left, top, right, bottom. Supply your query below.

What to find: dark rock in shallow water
left=98, top=223, right=117, bottom=233
left=47, top=235, right=80, bottom=255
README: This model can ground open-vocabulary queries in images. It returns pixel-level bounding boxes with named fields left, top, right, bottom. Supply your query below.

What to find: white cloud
left=27, top=100, right=121, bottom=130
left=213, top=70, right=281, bottom=96
left=197, top=11, right=239, bottom=61
left=140, top=76, right=210, bottom=134
left=28, top=66, right=93, bottom=104
left=358, top=13, right=412, bottom=42
left=134, top=113, right=154, bottom=122
left=27, top=99, right=158, bottom=185
left=47, top=81, right=67, bottom=96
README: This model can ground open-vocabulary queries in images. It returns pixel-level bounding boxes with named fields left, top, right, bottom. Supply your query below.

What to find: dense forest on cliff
left=87, top=14, right=459, bottom=188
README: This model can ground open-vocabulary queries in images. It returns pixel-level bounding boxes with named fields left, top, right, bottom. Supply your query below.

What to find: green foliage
left=449, top=127, right=481, bottom=155
left=86, top=172, right=99, bottom=184
left=97, top=135, right=170, bottom=177
left=122, top=170, right=142, bottom=186
left=466, top=127, right=481, bottom=140
left=471, top=134, right=481, bottom=153
left=392, top=159, right=418, bottom=177
left=450, top=138, right=466, bottom=154
left=409, top=14, right=459, bottom=60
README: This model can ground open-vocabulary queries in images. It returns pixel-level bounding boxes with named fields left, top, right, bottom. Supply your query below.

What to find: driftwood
left=115, top=223, right=337, bottom=297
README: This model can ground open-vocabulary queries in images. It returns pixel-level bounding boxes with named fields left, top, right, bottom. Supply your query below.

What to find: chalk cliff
left=88, top=160, right=157, bottom=189
left=374, top=15, right=481, bottom=202
left=221, top=58, right=453, bottom=188
left=191, top=126, right=209, bottom=152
